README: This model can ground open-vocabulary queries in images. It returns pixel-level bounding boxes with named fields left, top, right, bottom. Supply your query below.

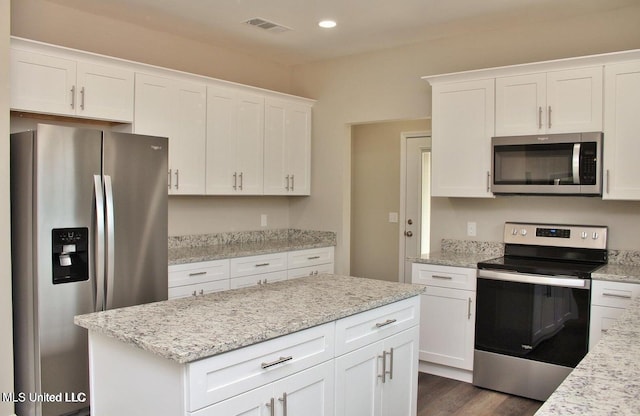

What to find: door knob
left=405, top=231, right=413, bottom=237
left=407, top=219, right=413, bottom=225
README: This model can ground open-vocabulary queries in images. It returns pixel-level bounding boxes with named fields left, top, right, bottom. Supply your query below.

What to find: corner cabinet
left=602, top=61, right=640, bottom=200
left=133, top=73, right=206, bottom=195
left=431, top=79, right=495, bottom=198
left=495, top=67, right=603, bottom=136
left=264, top=98, right=312, bottom=195
left=411, top=263, right=476, bottom=383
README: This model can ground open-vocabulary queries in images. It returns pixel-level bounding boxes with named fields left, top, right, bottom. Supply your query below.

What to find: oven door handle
left=478, top=269, right=590, bottom=289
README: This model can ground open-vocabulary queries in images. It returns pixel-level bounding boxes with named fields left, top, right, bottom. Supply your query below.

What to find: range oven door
left=475, top=270, right=591, bottom=368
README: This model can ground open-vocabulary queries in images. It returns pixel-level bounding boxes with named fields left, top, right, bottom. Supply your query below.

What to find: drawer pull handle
left=307, top=256, right=321, bottom=260
left=432, top=275, right=453, bottom=280
left=255, top=263, right=270, bottom=267
left=375, top=318, right=397, bottom=328
left=602, top=292, right=632, bottom=299
left=261, top=356, right=293, bottom=369
left=188, top=271, right=207, bottom=276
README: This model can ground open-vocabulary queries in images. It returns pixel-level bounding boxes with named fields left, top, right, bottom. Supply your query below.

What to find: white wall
left=1, top=1, right=14, bottom=414
left=291, top=4, right=640, bottom=272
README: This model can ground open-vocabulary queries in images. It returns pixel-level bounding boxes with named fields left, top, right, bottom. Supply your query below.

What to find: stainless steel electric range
left=474, top=222, right=607, bottom=401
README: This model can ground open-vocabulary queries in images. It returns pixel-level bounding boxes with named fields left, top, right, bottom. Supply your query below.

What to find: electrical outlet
left=388, top=212, right=399, bottom=223
left=260, top=214, right=267, bottom=227
left=467, top=221, right=477, bottom=237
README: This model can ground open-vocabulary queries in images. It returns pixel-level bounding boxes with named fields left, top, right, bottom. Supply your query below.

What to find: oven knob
left=592, top=232, right=599, bottom=240
left=581, top=231, right=588, bottom=239
left=511, top=228, right=518, bottom=236
left=520, top=229, right=527, bottom=236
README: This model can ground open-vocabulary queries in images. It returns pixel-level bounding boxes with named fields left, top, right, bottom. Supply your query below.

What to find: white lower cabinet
left=334, top=326, right=419, bottom=416
left=168, top=259, right=230, bottom=300
left=412, top=263, right=476, bottom=382
left=193, top=361, right=334, bottom=416
left=589, top=279, right=640, bottom=350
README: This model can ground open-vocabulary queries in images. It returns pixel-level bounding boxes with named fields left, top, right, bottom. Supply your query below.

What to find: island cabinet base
left=85, top=295, right=421, bottom=416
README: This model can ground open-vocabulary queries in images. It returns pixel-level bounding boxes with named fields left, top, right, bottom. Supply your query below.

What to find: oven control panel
left=504, top=222, right=607, bottom=249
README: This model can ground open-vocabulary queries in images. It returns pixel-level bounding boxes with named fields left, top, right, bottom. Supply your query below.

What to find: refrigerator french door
left=11, top=123, right=168, bottom=416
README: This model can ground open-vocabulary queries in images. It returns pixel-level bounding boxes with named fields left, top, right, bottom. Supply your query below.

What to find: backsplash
left=607, top=250, right=640, bottom=266
left=168, top=229, right=336, bottom=249
left=441, top=239, right=504, bottom=258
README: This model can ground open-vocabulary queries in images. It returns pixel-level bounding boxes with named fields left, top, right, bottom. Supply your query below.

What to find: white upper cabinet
left=431, top=79, right=495, bottom=198
left=264, top=98, right=312, bottom=195
left=10, top=48, right=134, bottom=122
left=495, top=67, right=603, bottom=136
left=603, top=61, right=640, bottom=200
left=206, top=85, right=264, bottom=195
left=134, top=73, right=206, bottom=195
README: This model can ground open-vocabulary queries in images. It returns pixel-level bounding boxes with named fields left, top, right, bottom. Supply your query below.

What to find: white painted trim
left=398, top=131, right=431, bottom=283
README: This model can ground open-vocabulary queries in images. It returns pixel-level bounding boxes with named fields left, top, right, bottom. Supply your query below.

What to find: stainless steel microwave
left=491, top=132, right=603, bottom=195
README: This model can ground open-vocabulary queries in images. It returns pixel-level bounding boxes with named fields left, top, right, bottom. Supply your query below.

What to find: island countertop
left=74, top=274, right=424, bottom=364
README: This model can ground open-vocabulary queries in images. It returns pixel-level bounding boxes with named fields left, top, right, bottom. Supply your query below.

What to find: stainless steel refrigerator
left=11, top=123, right=168, bottom=416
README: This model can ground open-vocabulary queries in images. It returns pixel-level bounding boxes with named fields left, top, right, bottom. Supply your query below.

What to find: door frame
left=399, top=131, right=431, bottom=283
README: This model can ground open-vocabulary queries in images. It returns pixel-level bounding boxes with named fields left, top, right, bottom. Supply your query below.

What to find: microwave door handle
left=572, top=143, right=581, bottom=184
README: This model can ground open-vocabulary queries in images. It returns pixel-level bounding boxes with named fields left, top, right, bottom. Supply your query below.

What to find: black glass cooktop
left=477, top=256, right=604, bottom=279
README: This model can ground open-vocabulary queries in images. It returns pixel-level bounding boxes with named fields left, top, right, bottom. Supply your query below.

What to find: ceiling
left=46, top=0, right=637, bottom=65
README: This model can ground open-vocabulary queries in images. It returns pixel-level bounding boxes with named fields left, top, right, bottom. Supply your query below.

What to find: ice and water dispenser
left=51, top=228, right=89, bottom=284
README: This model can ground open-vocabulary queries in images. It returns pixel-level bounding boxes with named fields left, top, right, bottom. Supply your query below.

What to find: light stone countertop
left=74, top=274, right=424, bottom=364
left=535, top=296, right=640, bottom=415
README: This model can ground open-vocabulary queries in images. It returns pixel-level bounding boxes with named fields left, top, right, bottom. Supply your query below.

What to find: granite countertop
left=74, top=274, right=424, bottom=364
left=168, top=229, right=336, bottom=265
left=535, top=296, right=640, bottom=415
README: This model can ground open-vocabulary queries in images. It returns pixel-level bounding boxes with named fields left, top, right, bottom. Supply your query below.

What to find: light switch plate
left=388, top=212, right=399, bottom=223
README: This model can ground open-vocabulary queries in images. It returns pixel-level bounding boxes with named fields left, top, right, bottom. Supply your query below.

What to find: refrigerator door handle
left=93, top=175, right=105, bottom=312
left=104, top=175, right=116, bottom=310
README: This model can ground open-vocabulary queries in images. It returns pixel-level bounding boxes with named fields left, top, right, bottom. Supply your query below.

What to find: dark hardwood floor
left=417, top=373, right=543, bottom=416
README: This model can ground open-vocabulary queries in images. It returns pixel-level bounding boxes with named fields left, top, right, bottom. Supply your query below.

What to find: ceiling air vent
left=244, top=18, right=291, bottom=34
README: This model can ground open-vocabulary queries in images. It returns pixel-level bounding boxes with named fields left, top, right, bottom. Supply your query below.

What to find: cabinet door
left=546, top=67, right=603, bottom=133
left=419, top=288, right=475, bottom=370
left=603, top=61, right=640, bottom=200
left=171, top=81, right=206, bottom=194
left=334, top=341, right=382, bottom=416
left=206, top=86, right=237, bottom=194
left=275, top=361, right=334, bottom=416
left=380, top=327, right=419, bottom=416
left=431, top=79, right=494, bottom=197
left=495, top=73, right=546, bottom=136
left=191, top=383, right=273, bottom=416
left=76, top=61, right=133, bottom=122
left=133, top=73, right=174, bottom=137
left=235, top=93, right=265, bottom=194
left=10, top=48, right=76, bottom=116
left=264, top=99, right=312, bottom=195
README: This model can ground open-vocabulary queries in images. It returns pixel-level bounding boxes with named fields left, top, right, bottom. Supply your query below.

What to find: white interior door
left=400, top=134, right=430, bottom=283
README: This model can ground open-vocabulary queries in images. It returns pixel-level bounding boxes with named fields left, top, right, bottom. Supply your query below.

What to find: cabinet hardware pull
left=375, top=318, right=397, bottom=328
left=486, top=171, right=491, bottom=193
left=255, top=263, right=270, bottom=267
left=387, top=348, right=394, bottom=380
left=602, top=292, right=632, bottom=299
left=307, top=256, right=321, bottom=260
left=538, top=106, right=542, bottom=129
left=285, top=174, right=290, bottom=191
left=233, top=172, right=237, bottom=190
left=548, top=106, right=552, bottom=128
left=266, top=397, right=275, bottom=416
left=70, top=85, right=76, bottom=109
left=314, top=271, right=319, bottom=275
left=468, top=297, right=472, bottom=319
left=192, top=290, right=197, bottom=297
left=263, top=278, right=268, bottom=284
left=175, top=169, right=179, bottom=189
left=168, top=169, right=172, bottom=190
left=80, top=86, right=86, bottom=110
left=291, top=174, right=294, bottom=191
left=378, top=351, right=387, bottom=383
left=199, top=289, right=204, bottom=295
left=188, top=271, right=207, bottom=276
left=261, top=356, right=293, bottom=369
left=606, top=169, right=610, bottom=194
left=278, top=392, right=288, bottom=416
left=239, top=172, right=243, bottom=190
left=432, top=275, right=453, bottom=280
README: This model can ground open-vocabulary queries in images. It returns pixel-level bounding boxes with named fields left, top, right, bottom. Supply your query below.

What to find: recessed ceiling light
left=318, top=20, right=337, bottom=29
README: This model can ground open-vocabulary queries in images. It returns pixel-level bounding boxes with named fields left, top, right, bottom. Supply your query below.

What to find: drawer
left=287, top=263, right=335, bottom=280
left=168, top=259, right=230, bottom=288
left=229, top=270, right=288, bottom=289
left=287, top=247, right=335, bottom=269
left=168, top=280, right=230, bottom=299
left=186, top=322, right=335, bottom=411
left=335, top=296, right=420, bottom=356
left=591, top=280, right=640, bottom=308
left=412, top=263, right=476, bottom=291
left=230, top=252, right=287, bottom=277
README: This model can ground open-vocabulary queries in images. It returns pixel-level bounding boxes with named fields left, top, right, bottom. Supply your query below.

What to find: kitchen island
left=75, top=274, right=424, bottom=416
